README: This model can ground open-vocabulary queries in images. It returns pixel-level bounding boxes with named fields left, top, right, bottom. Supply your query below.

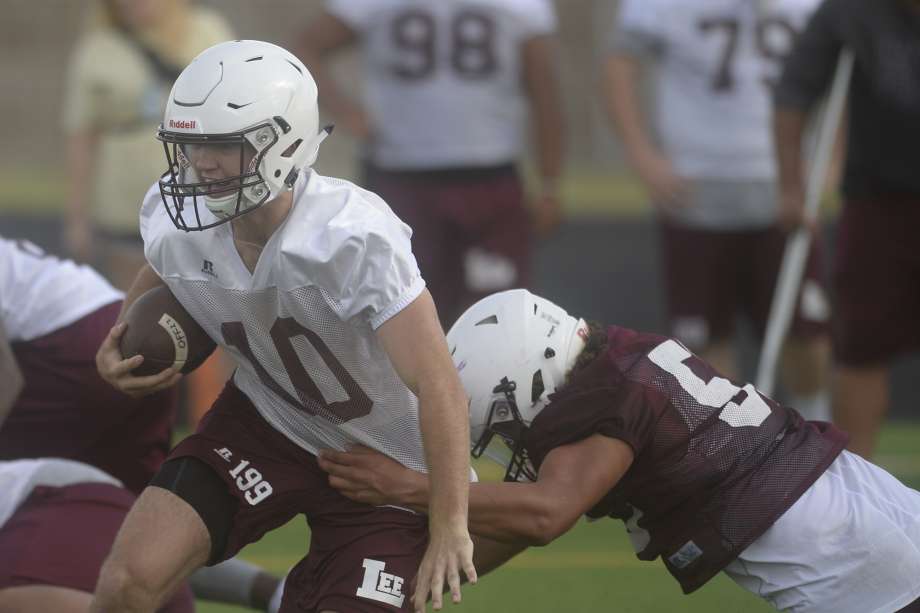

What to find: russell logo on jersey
left=202, top=259, right=218, bottom=278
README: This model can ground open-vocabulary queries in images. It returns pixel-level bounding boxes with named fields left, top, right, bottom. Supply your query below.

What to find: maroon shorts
left=0, top=482, right=193, bottom=612
left=0, top=301, right=177, bottom=494
left=661, top=222, right=829, bottom=350
left=168, top=382, right=429, bottom=612
left=833, top=197, right=920, bottom=366
left=366, top=163, right=531, bottom=327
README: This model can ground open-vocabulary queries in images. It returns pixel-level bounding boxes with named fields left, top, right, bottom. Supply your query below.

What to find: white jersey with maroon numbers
left=140, top=171, right=430, bottom=471
left=614, top=0, right=821, bottom=180
left=327, top=0, right=556, bottom=169
left=0, top=237, right=123, bottom=342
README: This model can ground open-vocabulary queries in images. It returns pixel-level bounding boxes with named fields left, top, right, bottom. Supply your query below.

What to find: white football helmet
left=157, top=40, right=331, bottom=231
left=446, top=289, right=588, bottom=481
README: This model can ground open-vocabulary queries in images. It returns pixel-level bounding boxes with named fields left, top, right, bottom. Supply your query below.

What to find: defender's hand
left=95, top=322, right=181, bottom=398
left=318, top=446, right=422, bottom=507
left=413, top=521, right=476, bottom=612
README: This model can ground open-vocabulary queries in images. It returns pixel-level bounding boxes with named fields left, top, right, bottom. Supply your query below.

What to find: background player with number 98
left=297, top=0, right=564, bottom=327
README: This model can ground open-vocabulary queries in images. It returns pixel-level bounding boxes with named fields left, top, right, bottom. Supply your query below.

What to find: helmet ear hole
left=531, top=369, right=545, bottom=403
left=281, top=139, right=303, bottom=158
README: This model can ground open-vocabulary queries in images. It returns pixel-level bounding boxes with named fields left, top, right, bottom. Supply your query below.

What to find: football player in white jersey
left=297, top=0, right=564, bottom=326
left=93, top=40, right=475, bottom=613
left=603, top=0, right=832, bottom=420
left=0, top=458, right=196, bottom=613
left=0, top=236, right=285, bottom=612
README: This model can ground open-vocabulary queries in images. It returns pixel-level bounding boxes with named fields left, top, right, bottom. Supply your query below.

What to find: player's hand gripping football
left=95, top=322, right=181, bottom=398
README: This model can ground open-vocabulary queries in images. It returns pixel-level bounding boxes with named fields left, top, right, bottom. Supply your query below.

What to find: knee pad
left=150, top=457, right=238, bottom=564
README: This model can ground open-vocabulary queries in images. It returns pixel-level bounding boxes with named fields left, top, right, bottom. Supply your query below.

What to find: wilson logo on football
left=168, top=119, right=197, bottom=130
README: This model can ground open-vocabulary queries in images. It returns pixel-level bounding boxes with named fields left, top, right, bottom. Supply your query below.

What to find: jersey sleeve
left=325, top=0, right=376, bottom=32
left=317, top=194, right=426, bottom=329
left=608, top=0, right=666, bottom=57
left=517, top=0, right=557, bottom=38
left=524, top=332, right=662, bottom=470
left=138, top=182, right=170, bottom=275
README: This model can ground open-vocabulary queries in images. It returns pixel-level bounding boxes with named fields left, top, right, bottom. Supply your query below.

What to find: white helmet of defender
left=157, top=40, right=331, bottom=231
left=446, top=289, right=588, bottom=481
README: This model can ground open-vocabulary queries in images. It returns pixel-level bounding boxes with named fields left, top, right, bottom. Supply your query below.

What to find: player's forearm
left=299, top=48, right=358, bottom=122
left=523, top=36, right=565, bottom=196
left=531, top=113, right=564, bottom=198
left=602, top=54, right=659, bottom=167
left=773, top=107, right=809, bottom=195
left=470, top=535, right=527, bottom=579
left=417, top=377, right=470, bottom=527
left=295, top=16, right=363, bottom=126
left=65, top=131, right=97, bottom=222
left=394, top=474, right=566, bottom=547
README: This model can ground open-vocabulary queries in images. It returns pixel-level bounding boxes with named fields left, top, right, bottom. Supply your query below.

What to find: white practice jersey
left=328, top=0, right=556, bottom=169
left=141, top=172, right=430, bottom=471
left=0, top=237, right=123, bottom=342
left=614, top=0, right=821, bottom=180
left=0, top=459, right=122, bottom=529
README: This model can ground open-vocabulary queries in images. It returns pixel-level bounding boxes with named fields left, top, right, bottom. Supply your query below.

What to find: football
left=119, top=285, right=216, bottom=376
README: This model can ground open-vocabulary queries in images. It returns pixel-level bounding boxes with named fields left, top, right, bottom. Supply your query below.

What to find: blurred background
left=1, top=2, right=917, bottom=611
left=1, top=0, right=916, bottom=417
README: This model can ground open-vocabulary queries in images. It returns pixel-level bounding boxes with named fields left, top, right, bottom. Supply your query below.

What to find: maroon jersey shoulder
left=0, top=302, right=177, bottom=494
left=524, top=325, right=848, bottom=594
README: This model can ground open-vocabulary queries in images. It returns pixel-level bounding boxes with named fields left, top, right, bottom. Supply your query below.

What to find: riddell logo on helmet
left=168, top=119, right=197, bottom=130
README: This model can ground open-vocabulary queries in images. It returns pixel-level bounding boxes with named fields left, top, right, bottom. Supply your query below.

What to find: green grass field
left=197, top=422, right=920, bottom=613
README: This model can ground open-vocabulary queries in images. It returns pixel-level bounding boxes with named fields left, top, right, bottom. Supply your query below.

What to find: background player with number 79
left=602, top=0, right=833, bottom=422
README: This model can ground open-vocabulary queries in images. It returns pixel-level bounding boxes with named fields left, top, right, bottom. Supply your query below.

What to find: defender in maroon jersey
left=318, top=290, right=920, bottom=613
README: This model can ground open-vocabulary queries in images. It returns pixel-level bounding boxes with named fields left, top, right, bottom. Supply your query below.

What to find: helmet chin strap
left=205, top=153, right=266, bottom=220
left=205, top=193, right=246, bottom=220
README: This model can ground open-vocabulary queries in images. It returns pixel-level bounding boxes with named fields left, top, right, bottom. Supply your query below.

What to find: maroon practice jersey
left=0, top=302, right=177, bottom=495
left=523, top=326, right=848, bottom=594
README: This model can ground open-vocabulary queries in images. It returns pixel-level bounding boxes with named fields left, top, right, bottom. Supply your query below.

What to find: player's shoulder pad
left=281, top=174, right=414, bottom=297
